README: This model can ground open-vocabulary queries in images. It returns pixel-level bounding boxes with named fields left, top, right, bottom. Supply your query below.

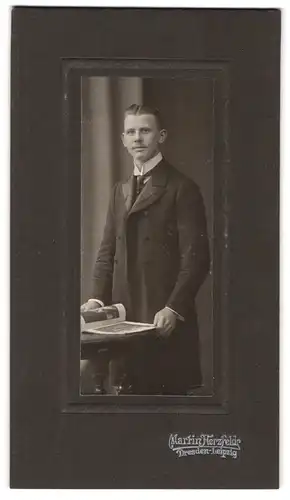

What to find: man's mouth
left=133, top=146, right=146, bottom=150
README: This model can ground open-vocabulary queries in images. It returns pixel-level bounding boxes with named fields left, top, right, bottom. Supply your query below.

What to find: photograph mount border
left=61, top=58, right=230, bottom=414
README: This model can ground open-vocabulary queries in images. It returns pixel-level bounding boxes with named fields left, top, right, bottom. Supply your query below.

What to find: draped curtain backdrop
left=81, top=77, right=143, bottom=302
left=81, top=76, right=214, bottom=393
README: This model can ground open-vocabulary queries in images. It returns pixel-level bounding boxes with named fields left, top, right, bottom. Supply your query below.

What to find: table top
left=81, top=326, right=157, bottom=346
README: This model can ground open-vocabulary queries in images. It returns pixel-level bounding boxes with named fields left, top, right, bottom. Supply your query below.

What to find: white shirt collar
left=133, top=152, right=163, bottom=176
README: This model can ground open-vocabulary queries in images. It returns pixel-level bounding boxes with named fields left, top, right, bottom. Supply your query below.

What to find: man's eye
left=141, top=128, right=150, bottom=133
left=126, top=130, right=135, bottom=135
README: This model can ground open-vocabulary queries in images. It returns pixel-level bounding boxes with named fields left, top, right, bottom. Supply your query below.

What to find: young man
left=81, top=104, right=210, bottom=395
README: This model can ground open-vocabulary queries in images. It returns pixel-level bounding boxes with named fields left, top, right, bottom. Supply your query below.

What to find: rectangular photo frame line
left=60, top=59, right=230, bottom=414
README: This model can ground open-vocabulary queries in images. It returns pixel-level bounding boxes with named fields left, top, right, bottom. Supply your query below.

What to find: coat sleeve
left=166, top=179, right=210, bottom=319
left=92, top=184, right=117, bottom=305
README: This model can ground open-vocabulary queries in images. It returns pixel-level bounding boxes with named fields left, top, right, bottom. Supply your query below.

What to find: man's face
left=122, top=113, right=167, bottom=164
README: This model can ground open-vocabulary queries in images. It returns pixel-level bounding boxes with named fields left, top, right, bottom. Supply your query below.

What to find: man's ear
left=158, top=129, right=167, bottom=144
left=121, top=132, right=126, bottom=147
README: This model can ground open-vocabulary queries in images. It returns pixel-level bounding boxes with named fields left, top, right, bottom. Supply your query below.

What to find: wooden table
left=81, top=328, right=157, bottom=394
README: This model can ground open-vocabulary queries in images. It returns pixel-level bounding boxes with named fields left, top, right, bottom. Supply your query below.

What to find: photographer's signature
left=168, top=433, right=242, bottom=459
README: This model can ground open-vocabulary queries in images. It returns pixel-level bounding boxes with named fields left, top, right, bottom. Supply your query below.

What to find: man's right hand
left=80, top=300, right=102, bottom=313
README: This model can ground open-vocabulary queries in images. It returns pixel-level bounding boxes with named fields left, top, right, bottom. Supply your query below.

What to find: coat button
left=143, top=210, right=148, bottom=216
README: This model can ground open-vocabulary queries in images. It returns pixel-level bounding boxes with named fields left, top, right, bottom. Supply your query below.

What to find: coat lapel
left=127, top=159, right=168, bottom=215
left=122, top=175, right=136, bottom=213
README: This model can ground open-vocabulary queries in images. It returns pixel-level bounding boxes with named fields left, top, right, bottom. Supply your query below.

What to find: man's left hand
left=153, top=308, right=177, bottom=337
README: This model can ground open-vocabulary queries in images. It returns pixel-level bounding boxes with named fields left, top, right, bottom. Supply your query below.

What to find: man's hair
left=124, top=104, right=163, bottom=130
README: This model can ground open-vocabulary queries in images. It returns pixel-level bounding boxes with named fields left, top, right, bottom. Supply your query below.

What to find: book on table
left=81, top=303, right=156, bottom=340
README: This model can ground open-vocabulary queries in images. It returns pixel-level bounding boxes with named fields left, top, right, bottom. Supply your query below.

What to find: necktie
left=136, top=174, right=148, bottom=196
left=132, top=173, right=150, bottom=204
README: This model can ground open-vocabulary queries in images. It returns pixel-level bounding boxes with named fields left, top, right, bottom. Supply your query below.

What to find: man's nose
left=134, top=130, right=141, bottom=141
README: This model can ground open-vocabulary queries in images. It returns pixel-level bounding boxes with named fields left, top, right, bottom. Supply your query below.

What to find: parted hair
left=124, top=104, right=163, bottom=130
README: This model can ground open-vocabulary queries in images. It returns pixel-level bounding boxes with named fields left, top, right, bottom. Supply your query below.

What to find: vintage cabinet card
left=10, top=7, right=280, bottom=488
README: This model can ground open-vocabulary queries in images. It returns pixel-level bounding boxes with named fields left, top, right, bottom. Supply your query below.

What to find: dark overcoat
left=92, top=159, right=210, bottom=394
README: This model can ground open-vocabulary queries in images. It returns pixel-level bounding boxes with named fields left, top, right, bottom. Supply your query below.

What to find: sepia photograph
left=10, top=7, right=280, bottom=488
left=79, top=75, right=215, bottom=396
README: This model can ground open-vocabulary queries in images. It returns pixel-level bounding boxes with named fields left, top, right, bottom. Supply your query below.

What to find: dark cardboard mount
left=11, top=8, right=280, bottom=488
